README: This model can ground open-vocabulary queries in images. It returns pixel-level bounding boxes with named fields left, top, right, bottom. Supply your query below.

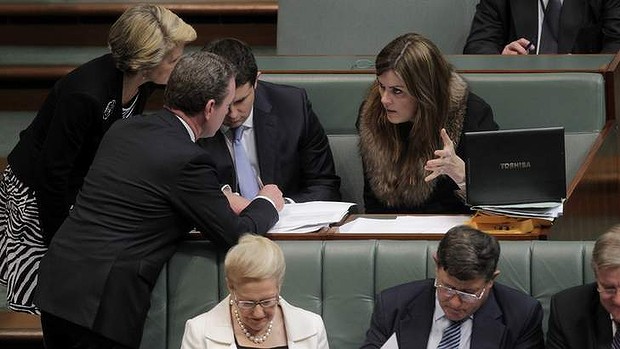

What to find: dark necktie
left=232, top=126, right=260, bottom=199
left=539, top=0, right=561, bottom=53
left=437, top=320, right=463, bottom=349
left=612, top=322, right=620, bottom=349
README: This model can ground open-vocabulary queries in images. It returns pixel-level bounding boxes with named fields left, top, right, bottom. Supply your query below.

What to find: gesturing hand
left=424, top=128, right=465, bottom=184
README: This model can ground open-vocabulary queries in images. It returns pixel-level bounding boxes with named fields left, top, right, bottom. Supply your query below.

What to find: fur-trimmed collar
left=358, top=73, right=468, bottom=207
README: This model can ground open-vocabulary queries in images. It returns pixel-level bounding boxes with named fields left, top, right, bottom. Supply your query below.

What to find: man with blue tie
left=198, top=38, right=341, bottom=204
left=547, top=225, right=620, bottom=349
left=360, top=226, right=544, bottom=348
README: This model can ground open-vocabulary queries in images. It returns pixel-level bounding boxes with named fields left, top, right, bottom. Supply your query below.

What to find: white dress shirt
left=426, top=296, right=473, bottom=349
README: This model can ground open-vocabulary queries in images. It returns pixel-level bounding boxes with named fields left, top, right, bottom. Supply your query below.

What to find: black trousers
left=41, top=312, right=132, bottom=349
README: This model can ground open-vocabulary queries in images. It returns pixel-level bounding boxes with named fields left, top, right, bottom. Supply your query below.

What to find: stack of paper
left=471, top=201, right=564, bottom=221
left=338, top=215, right=471, bottom=234
left=268, top=201, right=356, bottom=233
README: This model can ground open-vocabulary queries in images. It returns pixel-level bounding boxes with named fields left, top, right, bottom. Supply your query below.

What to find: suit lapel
left=199, top=131, right=237, bottom=190
left=593, top=299, right=613, bottom=349
left=512, top=0, right=538, bottom=44
left=559, top=0, right=583, bottom=53
left=253, top=83, right=278, bottom=184
left=397, top=286, right=434, bottom=348
left=471, top=289, right=506, bottom=349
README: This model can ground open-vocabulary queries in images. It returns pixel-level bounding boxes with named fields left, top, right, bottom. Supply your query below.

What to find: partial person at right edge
left=546, top=224, right=620, bottom=349
left=199, top=38, right=341, bottom=206
left=463, top=0, right=620, bottom=54
left=357, top=33, right=498, bottom=214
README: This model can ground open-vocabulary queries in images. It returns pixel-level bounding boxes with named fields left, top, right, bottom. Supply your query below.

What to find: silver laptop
left=464, top=127, right=566, bottom=206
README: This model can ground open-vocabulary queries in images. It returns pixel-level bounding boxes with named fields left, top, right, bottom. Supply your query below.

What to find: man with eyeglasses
left=547, top=225, right=620, bottom=349
left=360, top=225, right=544, bottom=348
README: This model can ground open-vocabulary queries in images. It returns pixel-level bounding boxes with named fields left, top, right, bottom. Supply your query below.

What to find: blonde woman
left=358, top=33, right=498, bottom=214
left=181, top=235, right=329, bottom=349
left=0, top=4, right=195, bottom=314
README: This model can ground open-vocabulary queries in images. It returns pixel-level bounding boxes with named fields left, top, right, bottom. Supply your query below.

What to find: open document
left=268, top=201, right=356, bottom=233
left=339, top=215, right=471, bottom=234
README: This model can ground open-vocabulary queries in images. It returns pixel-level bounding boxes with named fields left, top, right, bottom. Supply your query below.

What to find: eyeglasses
left=233, top=293, right=280, bottom=310
left=597, top=284, right=620, bottom=297
left=434, top=279, right=486, bottom=304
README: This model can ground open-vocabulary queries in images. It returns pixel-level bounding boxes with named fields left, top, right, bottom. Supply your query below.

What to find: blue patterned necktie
left=539, top=0, right=561, bottom=53
left=437, top=319, right=463, bottom=349
left=612, top=322, right=620, bottom=349
left=232, top=126, right=260, bottom=199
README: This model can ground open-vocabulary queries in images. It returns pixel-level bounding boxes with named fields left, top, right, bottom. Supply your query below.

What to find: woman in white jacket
left=181, top=234, right=329, bottom=349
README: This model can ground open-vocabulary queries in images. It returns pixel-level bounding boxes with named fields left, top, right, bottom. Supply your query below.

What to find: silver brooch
left=103, top=100, right=116, bottom=120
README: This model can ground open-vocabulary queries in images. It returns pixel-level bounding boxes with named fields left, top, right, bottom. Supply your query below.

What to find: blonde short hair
left=592, top=225, right=620, bottom=271
left=108, top=4, right=197, bottom=72
left=225, top=235, right=286, bottom=289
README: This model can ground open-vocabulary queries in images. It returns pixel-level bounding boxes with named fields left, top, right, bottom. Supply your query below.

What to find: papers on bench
left=338, top=215, right=471, bottom=234
left=268, top=201, right=356, bottom=234
left=471, top=201, right=564, bottom=221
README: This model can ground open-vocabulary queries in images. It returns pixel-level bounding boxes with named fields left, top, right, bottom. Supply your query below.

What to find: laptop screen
left=464, top=127, right=566, bottom=206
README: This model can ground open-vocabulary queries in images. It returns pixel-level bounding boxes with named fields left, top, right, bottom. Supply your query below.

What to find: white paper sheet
left=268, top=201, right=355, bottom=233
left=338, top=215, right=471, bottom=234
left=380, top=333, right=399, bottom=349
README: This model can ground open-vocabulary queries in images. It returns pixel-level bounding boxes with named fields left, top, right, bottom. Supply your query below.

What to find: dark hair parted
left=164, top=51, right=235, bottom=116
left=437, top=225, right=500, bottom=281
left=202, top=38, right=258, bottom=87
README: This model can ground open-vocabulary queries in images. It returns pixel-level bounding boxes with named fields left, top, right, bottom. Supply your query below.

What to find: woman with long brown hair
left=358, top=33, right=498, bottom=214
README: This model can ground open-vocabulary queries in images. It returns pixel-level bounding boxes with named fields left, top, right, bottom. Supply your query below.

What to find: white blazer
left=180, top=296, right=329, bottom=349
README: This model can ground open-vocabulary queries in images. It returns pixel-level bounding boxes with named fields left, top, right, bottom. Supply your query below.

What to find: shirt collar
left=175, top=114, right=196, bottom=142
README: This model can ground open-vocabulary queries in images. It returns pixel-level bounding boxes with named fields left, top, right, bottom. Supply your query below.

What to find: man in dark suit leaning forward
left=361, top=225, right=544, bottom=349
left=547, top=224, right=620, bottom=348
left=199, top=38, right=341, bottom=204
left=35, top=51, right=284, bottom=349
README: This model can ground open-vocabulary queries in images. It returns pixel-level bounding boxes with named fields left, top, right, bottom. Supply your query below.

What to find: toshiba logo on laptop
left=499, top=161, right=532, bottom=170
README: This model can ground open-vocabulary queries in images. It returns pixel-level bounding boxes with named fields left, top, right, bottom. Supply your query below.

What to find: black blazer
left=463, top=0, right=620, bottom=54
left=7, top=54, right=154, bottom=242
left=360, top=279, right=545, bottom=349
left=547, top=283, right=613, bottom=349
left=198, top=80, right=341, bottom=202
left=35, top=110, right=278, bottom=348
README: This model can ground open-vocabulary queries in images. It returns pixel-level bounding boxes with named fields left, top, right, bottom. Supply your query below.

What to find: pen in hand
left=525, top=41, right=535, bottom=53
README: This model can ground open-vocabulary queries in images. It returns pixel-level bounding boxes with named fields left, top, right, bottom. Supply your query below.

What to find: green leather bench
left=138, top=239, right=595, bottom=349
left=259, top=73, right=605, bottom=207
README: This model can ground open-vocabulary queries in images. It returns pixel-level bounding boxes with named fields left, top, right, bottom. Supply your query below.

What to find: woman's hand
left=424, top=128, right=465, bottom=185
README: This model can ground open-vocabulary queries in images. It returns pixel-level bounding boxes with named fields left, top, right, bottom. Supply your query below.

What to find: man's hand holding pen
left=502, top=38, right=535, bottom=55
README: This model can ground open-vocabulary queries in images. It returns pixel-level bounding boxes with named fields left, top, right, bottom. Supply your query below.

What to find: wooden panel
left=551, top=121, right=620, bottom=240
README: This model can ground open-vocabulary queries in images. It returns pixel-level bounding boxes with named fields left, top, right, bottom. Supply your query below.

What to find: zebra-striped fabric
left=0, top=165, right=46, bottom=314
left=437, top=319, right=463, bottom=349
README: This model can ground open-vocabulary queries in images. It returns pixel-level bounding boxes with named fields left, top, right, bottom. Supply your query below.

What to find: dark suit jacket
left=547, top=283, right=613, bottom=349
left=7, top=54, right=154, bottom=242
left=35, top=110, right=278, bottom=348
left=360, top=279, right=544, bottom=349
left=198, top=80, right=341, bottom=203
left=463, top=0, right=620, bottom=54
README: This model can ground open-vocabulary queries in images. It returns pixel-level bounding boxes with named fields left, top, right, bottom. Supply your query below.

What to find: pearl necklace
left=233, top=307, right=274, bottom=344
